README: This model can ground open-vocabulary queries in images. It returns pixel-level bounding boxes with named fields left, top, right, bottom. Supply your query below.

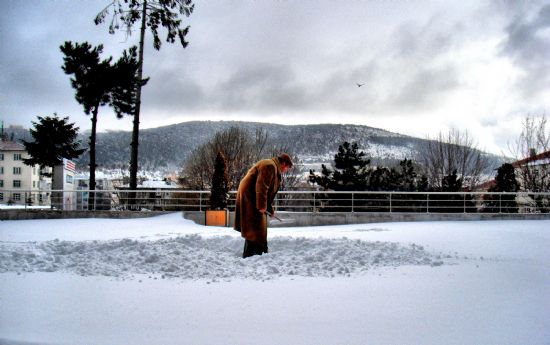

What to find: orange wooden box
left=205, top=210, right=229, bottom=226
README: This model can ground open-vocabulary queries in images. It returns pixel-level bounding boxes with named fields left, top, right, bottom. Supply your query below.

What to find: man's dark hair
left=278, top=153, right=293, bottom=168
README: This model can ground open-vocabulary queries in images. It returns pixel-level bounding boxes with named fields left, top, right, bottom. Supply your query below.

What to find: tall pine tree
left=209, top=151, right=229, bottom=210
left=22, top=115, right=85, bottom=208
left=61, top=41, right=113, bottom=207
left=491, top=163, right=520, bottom=193
left=22, top=115, right=85, bottom=177
left=309, top=142, right=371, bottom=191
left=310, top=144, right=432, bottom=211
left=309, top=142, right=371, bottom=211
left=61, top=42, right=144, bottom=209
left=484, top=163, right=519, bottom=213
left=95, top=0, right=194, bottom=192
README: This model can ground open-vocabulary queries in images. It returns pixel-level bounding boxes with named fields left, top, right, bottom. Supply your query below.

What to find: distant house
left=71, top=172, right=180, bottom=210
left=0, top=140, right=48, bottom=206
left=73, top=171, right=116, bottom=210
left=476, top=150, right=550, bottom=192
left=116, top=179, right=180, bottom=210
left=511, top=150, right=550, bottom=170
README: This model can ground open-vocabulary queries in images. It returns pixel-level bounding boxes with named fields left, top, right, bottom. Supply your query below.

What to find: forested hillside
left=4, top=121, right=500, bottom=173
left=81, top=121, right=426, bottom=171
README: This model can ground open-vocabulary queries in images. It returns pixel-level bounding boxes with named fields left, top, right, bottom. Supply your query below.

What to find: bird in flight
left=356, top=83, right=364, bottom=87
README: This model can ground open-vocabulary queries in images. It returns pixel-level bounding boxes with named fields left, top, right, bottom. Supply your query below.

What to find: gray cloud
left=390, top=65, right=460, bottom=112
left=1, top=0, right=549, bottom=155
left=0, top=1, right=134, bottom=128
left=141, top=68, right=206, bottom=113
left=501, top=3, right=550, bottom=96
left=213, top=64, right=303, bottom=112
left=351, top=16, right=465, bottom=115
left=392, top=18, right=461, bottom=60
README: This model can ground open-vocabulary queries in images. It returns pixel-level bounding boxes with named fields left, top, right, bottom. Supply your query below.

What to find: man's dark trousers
left=243, top=240, right=268, bottom=258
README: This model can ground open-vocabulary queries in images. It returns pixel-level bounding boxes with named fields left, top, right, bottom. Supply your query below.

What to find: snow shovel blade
left=265, top=211, right=295, bottom=224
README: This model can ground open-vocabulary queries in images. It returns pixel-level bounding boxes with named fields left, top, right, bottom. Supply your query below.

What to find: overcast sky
left=1, top=0, right=549, bottom=154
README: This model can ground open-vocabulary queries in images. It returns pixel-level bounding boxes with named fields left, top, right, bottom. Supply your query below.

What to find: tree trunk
left=127, top=0, right=147, bottom=210
left=129, top=0, right=147, bottom=192
left=50, top=164, right=57, bottom=210
left=88, top=105, right=98, bottom=210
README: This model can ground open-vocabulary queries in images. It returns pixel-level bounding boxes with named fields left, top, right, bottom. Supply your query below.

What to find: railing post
left=427, top=194, right=430, bottom=213
left=463, top=193, right=466, bottom=214
left=389, top=192, right=392, bottom=213
left=313, top=191, right=317, bottom=213
left=351, top=192, right=354, bottom=213
left=199, top=192, right=202, bottom=212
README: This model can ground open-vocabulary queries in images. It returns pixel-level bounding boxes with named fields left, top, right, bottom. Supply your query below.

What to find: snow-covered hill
left=78, top=121, right=425, bottom=171
left=5, top=121, right=501, bottom=174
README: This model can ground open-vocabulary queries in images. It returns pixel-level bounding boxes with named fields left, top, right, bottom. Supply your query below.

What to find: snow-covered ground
left=1, top=213, right=549, bottom=345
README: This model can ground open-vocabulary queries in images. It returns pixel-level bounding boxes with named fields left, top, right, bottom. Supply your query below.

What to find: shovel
left=265, top=211, right=295, bottom=225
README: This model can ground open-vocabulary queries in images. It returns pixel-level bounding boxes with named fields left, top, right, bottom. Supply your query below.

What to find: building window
left=13, top=167, right=22, bottom=175
left=0, top=193, right=3, bottom=201
left=33, top=181, right=36, bottom=188
left=0, top=167, right=3, bottom=174
left=0, top=180, right=3, bottom=188
left=0, top=153, right=3, bottom=160
left=13, top=193, right=21, bottom=201
left=14, top=154, right=22, bottom=161
left=13, top=180, right=21, bottom=188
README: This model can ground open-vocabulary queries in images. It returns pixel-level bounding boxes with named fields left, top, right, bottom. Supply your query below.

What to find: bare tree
left=419, top=128, right=491, bottom=190
left=508, top=114, right=550, bottom=192
left=211, top=127, right=268, bottom=188
left=181, top=127, right=265, bottom=190
left=180, top=144, right=211, bottom=190
left=180, top=126, right=300, bottom=191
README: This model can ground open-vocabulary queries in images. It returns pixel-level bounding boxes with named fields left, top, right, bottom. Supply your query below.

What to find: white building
left=73, top=171, right=115, bottom=210
left=0, top=140, right=47, bottom=205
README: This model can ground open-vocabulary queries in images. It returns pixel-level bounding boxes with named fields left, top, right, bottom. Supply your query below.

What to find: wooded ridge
left=5, top=120, right=502, bottom=173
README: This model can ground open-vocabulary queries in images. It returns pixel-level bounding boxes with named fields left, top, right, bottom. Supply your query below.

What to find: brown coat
left=234, top=157, right=282, bottom=244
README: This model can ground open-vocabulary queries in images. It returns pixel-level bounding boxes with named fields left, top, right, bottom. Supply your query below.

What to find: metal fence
left=1, top=189, right=549, bottom=214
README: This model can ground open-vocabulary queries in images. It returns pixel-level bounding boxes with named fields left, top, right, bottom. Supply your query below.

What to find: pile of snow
left=0, top=235, right=448, bottom=281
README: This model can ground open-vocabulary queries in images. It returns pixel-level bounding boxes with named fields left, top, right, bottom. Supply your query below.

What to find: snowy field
left=0, top=213, right=549, bottom=345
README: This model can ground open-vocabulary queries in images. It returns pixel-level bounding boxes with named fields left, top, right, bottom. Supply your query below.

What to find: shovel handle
left=264, top=210, right=283, bottom=222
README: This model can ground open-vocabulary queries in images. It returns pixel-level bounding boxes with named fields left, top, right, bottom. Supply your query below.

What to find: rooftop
left=0, top=140, right=25, bottom=151
left=512, top=150, right=550, bottom=167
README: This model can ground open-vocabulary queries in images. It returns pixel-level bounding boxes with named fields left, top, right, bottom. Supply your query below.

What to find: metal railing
left=273, top=191, right=550, bottom=214
left=1, top=189, right=549, bottom=214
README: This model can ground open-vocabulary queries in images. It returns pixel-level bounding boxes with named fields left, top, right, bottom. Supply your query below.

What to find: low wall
left=3, top=209, right=549, bottom=224
left=0, top=209, right=172, bottom=221
left=183, top=211, right=550, bottom=227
